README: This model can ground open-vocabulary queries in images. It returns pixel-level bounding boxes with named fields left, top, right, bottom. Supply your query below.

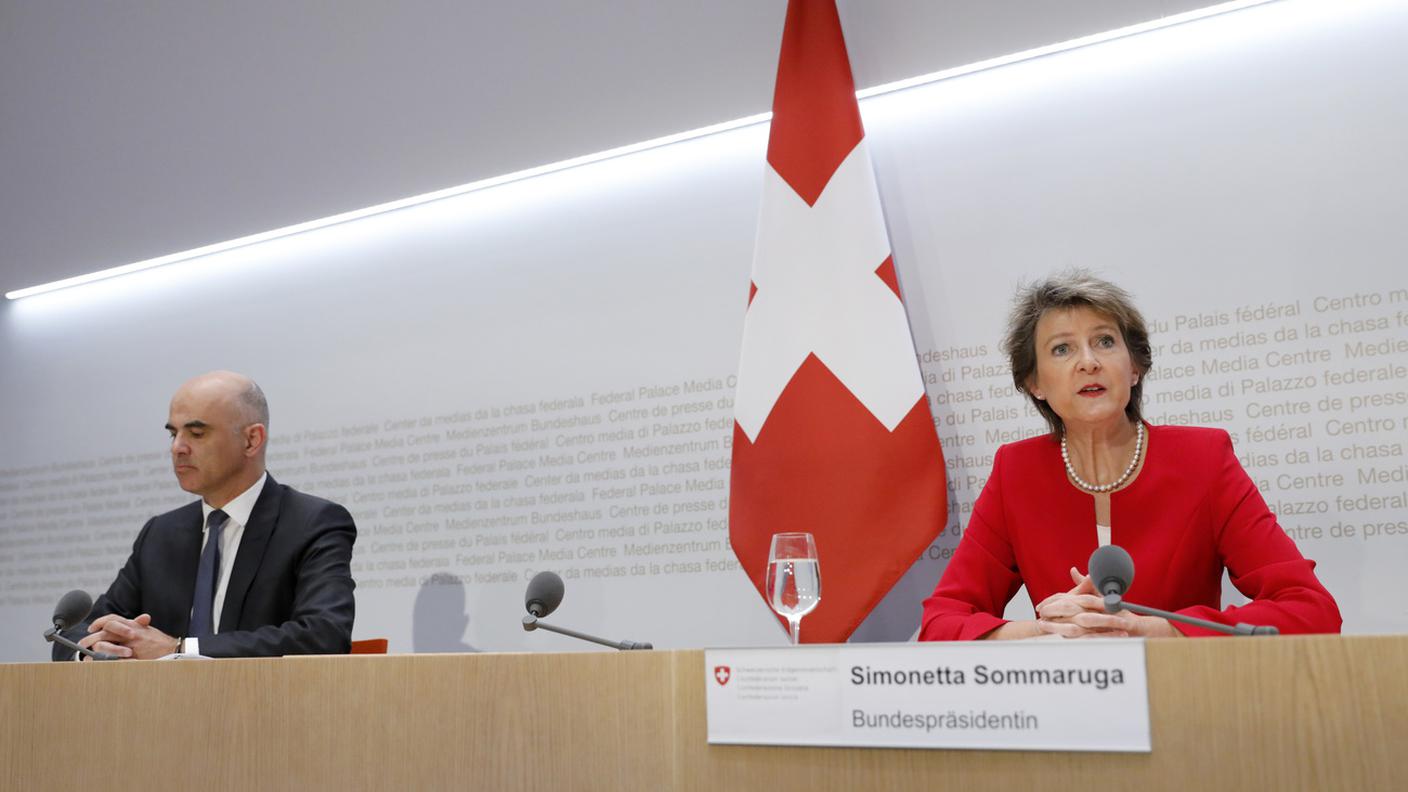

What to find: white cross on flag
left=730, top=0, right=947, bottom=643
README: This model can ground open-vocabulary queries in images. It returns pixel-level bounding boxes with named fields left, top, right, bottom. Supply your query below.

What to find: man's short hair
left=237, top=380, right=270, bottom=428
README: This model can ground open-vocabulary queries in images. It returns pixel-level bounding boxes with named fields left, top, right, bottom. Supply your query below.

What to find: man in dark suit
left=55, top=371, right=356, bottom=660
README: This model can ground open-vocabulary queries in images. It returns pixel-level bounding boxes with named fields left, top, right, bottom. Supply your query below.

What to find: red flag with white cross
left=729, top=0, right=947, bottom=643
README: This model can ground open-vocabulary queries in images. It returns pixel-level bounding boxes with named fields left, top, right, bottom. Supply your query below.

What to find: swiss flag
left=729, top=0, right=947, bottom=643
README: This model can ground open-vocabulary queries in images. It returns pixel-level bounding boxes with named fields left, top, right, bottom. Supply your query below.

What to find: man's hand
left=79, top=613, right=179, bottom=660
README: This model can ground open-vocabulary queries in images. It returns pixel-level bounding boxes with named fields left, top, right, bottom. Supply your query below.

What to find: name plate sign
left=705, top=640, right=1150, bottom=752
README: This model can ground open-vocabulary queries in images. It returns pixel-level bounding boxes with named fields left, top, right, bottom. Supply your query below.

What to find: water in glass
left=766, top=532, right=820, bottom=644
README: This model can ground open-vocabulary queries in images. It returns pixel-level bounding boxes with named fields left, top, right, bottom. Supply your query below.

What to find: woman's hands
left=1036, top=568, right=1180, bottom=638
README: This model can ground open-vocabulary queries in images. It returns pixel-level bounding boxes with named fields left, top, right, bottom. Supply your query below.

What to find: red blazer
left=920, top=424, right=1341, bottom=640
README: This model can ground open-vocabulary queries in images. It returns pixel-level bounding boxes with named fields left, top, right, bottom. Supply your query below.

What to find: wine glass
left=766, top=532, right=821, bottom=645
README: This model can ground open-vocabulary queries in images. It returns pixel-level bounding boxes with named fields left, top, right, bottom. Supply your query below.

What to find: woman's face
left=1028, top=305, right=1139, bottom=433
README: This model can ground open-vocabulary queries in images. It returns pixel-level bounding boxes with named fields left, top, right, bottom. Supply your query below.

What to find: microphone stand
left=1102, top=594, right=1278, bottom=636
left=44, top=626, right=120, bottom=661
left=521, top=615, right=652, bottom=650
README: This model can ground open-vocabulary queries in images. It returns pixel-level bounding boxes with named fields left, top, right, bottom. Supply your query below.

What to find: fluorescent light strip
left=5, top=0, right=1279, bottom=301
left=3, top=112, right=772, bottom=301
left=855, top=0, right=1280, bottom=100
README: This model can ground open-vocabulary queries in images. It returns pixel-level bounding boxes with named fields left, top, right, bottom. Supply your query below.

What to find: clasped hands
left=77, top=613, right=180, bottom=660
left=1035, top=568, right=1178, bottom=639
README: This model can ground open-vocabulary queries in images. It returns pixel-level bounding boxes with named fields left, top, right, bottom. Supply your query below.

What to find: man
left=54, top=371, right=356, bottom=659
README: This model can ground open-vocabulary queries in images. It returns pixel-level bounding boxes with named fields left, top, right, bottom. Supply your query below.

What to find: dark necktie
left=189, top=509, right=229, bottom=636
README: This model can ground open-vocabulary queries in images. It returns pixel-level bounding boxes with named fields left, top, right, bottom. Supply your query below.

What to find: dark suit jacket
left=53, top=474, right=356, bottom=659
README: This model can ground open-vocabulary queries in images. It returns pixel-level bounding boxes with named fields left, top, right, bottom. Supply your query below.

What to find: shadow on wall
left=412, top=572, right=477, bottom=653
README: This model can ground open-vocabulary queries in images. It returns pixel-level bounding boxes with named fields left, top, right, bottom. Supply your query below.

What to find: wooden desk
left=3, top=636, right=1404, bottom=790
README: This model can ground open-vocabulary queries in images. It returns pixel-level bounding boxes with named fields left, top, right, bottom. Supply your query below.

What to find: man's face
left=166, top=383, right=254, bottom=502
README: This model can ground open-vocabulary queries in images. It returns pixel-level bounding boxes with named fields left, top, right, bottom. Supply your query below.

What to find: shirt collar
left=200, top=472, right=268, bottom=529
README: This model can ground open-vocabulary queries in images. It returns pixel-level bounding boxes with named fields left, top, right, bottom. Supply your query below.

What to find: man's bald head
left=167, top=371, right=271, bottom=507
left=175, top=371, right=269, bottom=427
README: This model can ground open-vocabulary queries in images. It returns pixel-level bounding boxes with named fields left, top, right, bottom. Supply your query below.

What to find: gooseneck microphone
left=53, top=589, right=94, bottom=631
left=1089, top=546, right=1279, bottom=637
left=1089, top=544, right=1135, bottom=598
left=525, top=570, right=565, bottom=618
left=520, top=571, right=652, bottom=650
left=44, top=589, right=119, bottom=660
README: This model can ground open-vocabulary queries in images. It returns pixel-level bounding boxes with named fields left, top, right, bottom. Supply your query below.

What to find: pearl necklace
left=1062, top=422, right=1144, bottom=493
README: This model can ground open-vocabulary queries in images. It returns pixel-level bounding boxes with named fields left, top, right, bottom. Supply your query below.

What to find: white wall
left=0, top=0, right=1216, bottom=293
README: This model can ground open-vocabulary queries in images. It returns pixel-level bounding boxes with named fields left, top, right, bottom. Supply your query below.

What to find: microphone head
left=52, top=589, right=93, bottom=630
left=1088, top=545, right=1135, bottom=598
left=524, top=571, right=565, bottom=618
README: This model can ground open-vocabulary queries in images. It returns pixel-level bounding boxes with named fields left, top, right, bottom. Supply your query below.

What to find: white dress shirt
left=185, top=472, right=267, bottom=656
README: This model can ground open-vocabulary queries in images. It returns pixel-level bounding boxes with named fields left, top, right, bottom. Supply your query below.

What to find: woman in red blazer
left=920, top=271, right=1340, bottom=640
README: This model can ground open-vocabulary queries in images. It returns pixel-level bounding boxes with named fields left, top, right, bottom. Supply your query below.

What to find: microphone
left=53, top=589, right=93, bottom=631
left=520, top=571, right=652, bottom=651
left=1088, top=545, right=1134, bottom=597
left=525, top=571, right=565, bottom=618
left=44, top=589, right=119, bottom=661
left=1088, top=546, right=1279, bottom=637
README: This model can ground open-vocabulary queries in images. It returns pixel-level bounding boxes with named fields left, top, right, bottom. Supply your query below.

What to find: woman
left=920, top=271, right=1340, bottom=640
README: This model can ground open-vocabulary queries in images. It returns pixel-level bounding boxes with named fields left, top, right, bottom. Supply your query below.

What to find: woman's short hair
left=1003, top=270, right=1153, bottom=437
